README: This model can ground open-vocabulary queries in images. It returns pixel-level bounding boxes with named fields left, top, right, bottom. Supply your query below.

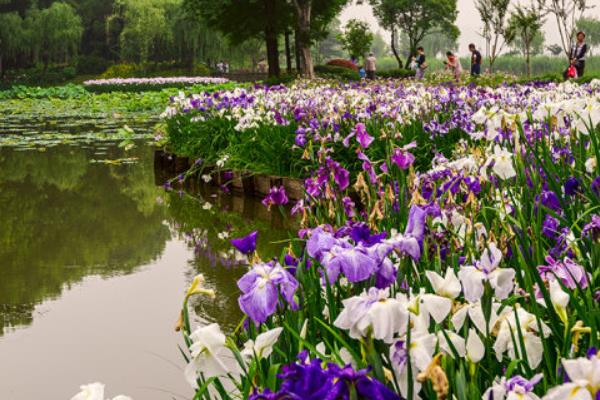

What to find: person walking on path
left=469, top=43, right=482, bottom=76
left=415, top=47, right=427, bottom=80
left=444, top=51, right=462, bottom=81
left=568, top=31, right=587, bottom=78
left=365, top=52, right=377, bottom=80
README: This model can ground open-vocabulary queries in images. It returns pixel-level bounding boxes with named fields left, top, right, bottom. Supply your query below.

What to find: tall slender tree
left=369, top=0, right=458, bottom=68
left=538, top=0, right=590, bottom=58
left=476, top=0, right=511, bottom=72
left=505, top=5, right=544, bottom=77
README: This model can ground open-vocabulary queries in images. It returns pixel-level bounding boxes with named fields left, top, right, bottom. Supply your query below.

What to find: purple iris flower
left=503, top=374, right=543, bottom=395
left=592, top=176, right=600, bottom=196
left=262, top=186, right=289, bottom=208
left=464, top=176, right=481, bottom=194
left=342, top=196, right=355, bottom=217
left=564, top=177, right=580, bottom=196
left=357, top=151, right=377, bottom=182
left=327, top=363, right=400, bottom=400
left=332, top=165, right=350, bottom=191
left=306, top=226, right=339, bottom=260
left=537, top=256, right=589, bottom=289
left=264, top=351, right=399, bottom=400
left=248, top=389, right=281, bottom=400
left=539, top=190, right=562, bottom=212
left=542, top=215, right=560, bottom=239
left=391, top=148, right=415, bottom=170
left=349, top=222, right=387, bottom=247
left=230, top=231, right=258, bottom=255
left=277, top=352, right=336, bottom=398
left=305, top=177, right=322, bottom=198
left=237, top=261, right=298, bottom=324
left=404, top=204, right=427, bottom=246
left=222, top=171, right=234, bottom=181
left=295, top=127, right=307, bottom=147
left=355, top=123, right=374, bottom=148
left=582, top=214, right=600, bottom=241
left=322, top=244, right=378, bottom=283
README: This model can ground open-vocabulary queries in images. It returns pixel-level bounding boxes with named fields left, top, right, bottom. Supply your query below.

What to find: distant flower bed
left=83, top=76, right=230, bottom=93
left=84, top=76, right=229, bottom=87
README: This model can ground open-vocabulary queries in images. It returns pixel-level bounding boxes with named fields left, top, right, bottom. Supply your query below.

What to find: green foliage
left=377, top=68, right=416, bottom=79
left=261, top=74, right=298, bottom=86
left=0, top=65, right=81, bottom=88
left=505, top=6, right=545, bottom=77
left=25, top=2, right=84, bottom=66
left=86, top=81, right=241, bottom=94
left=337, top=19, right=374, bottom=60
left=314, top=65, right=360, bottom=81
left=0, top=84, right=88, bottom=100
left=576, top=16, right=600, bottom=55
left=370, top=0, right=458, bottom=67
left=400, top=28, right=459, bottom=58
left=112, top=0, right=177, bottom=64
left=77, top=54, right=111, bottom=75
left=475, top=0, right=511, bottom=70
left=100, top=61, right=212, bottom=79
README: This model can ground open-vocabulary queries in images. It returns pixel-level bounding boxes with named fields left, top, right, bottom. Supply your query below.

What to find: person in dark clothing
left=569, top=31, right=588, bottom=78
left=469, top=43, right=482, bottom=76
left=415, top=47, right=427, bottom=80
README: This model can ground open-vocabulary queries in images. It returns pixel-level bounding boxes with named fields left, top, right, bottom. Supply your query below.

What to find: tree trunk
left=264, top=0, right=280, bottom=77
left=285, top=29, right=292, bottom=74
left=265, top=27, right=280, bottom=77
left=294, top=29, right=302, bottom=71
left=293, top=0, right=314, bottom=78
left=526, top=43, right=531, bottom=78
left=390, top=28, right=403, bottom=68
left=404, top=40, right=415, bottom=69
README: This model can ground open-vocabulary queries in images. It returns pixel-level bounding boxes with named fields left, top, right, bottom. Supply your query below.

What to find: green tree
left=314, top=18, right=344, bottom=64
left=0, top=12, right=25, bottom=76
left=400, top=27, right=459, bottom=58
left=109, top=0, right=175, bottom=64
left=539, top=0, right=591, bottom=58
left=476, top=0, right=511, bottom=72
left=371, top=31, right=389, bottom=58
left=576, top=16, right=600, bottom=55
left=291, top=0, right=349, bottom=77
left=508, top=30, right=545, bottom=57
left=547, top=43, right=563, bottom=55
left=338, top=19, right=374, bottom=60
left=505, top=5, right=544, bottom=77
left=184, top=0, right=292, bottom=77
left=23, top=2, right=83, bottom=67
left=369, top=0, right=458, bottom=68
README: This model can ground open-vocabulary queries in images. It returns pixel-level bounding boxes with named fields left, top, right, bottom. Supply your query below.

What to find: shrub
left=315, top=65, right=360, bottom=81
left=100, top=63, right=139, bottom=79
left=100, top=62, right=214, bottom=80
left=77, top=55, right=110, bottom=75
left=377, top=69, right=415, bottom=79
left=261, top=74, right=297, bottom=86
left=326, top=58, right=359, bottom=71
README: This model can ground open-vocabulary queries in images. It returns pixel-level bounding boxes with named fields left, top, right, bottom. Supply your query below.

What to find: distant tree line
left=0, top=0, right=284, bottom=77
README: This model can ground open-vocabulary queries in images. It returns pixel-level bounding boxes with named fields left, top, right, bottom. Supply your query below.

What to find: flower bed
left=83, top=76, right=230, bottom=93
left=168, top=79, right=600, bottom=400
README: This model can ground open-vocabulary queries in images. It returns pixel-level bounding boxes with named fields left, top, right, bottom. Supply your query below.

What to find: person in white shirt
left=365, top=52, right=377, bottom=80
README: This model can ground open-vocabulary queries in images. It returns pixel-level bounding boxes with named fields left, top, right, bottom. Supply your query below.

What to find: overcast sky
left=341, top=0, right=600, bottom=55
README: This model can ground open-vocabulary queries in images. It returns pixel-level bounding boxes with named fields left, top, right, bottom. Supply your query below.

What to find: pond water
left=0, top=136, right=292, bottom=399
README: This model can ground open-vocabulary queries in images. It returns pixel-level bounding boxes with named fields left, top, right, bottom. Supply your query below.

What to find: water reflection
left=165, top=188, right=295, bottom=331
left=0, top=140, right=293, bottom=399
left=0, top=144, right=169, bottom=336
